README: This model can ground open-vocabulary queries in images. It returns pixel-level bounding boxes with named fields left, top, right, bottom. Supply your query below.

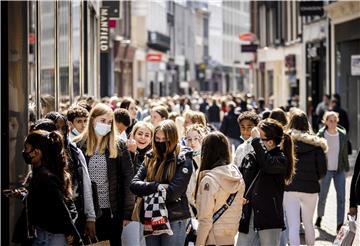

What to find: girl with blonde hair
left=74, top=103, right=134, bottom=245
left=130, top=120, right=193, bottom=246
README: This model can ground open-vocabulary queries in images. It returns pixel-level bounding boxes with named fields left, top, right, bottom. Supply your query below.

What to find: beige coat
left=196, top=163, right=245, bottom=246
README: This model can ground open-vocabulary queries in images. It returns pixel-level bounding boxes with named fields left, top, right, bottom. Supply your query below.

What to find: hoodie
left=285, top=130, right=328, bottom=193
left=196, top=163, right=245, bottom=246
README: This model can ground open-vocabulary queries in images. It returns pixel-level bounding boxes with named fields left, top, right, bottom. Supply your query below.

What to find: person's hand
left=123, top=220, right=131, bottom=227
left=157, top=184, right=169, bottom=191
left=127, top=139, right=137, bottom=153
left=65, top=235, right=74, bottom=245
left=84, top=221, right=96, bottom=239
left=348, top=207, right=357, bottom=219
left=251, top=127, right=260, bottom=139
left=241, top=197, right=249, bottom=205
left=3, top=187, right=27, bottom=199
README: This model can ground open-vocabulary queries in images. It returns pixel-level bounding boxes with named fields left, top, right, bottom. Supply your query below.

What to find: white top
left=324, top=130, right=339, bottom=171
left=234, top=138, right=253, bottom=168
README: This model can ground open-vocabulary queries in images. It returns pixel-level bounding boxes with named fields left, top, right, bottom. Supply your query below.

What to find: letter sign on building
left=100, top=7, right=109, bottom=53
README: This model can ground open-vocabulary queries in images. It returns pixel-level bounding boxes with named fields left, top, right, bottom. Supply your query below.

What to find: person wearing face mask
left=73, top=103, right=134, bottom=246
left=7, top=130, right=82, bottom=245
left=130, top=120, right=193, bottom=246
left=67, top=105, right=89, bottom=141
left=185, top=124, right=206, bottom=212
left=38, top=113, right=96, bottom=244
left=237, top=119, right=296, bottom=246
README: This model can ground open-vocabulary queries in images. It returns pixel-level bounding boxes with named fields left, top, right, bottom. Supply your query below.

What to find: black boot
left=315, top=217, right=322, bottom=228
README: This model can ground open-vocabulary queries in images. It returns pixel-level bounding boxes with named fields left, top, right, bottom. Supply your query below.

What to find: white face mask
left=94, top=122, right=112, bottom=136
left=72, top=128, right=81, bottom=136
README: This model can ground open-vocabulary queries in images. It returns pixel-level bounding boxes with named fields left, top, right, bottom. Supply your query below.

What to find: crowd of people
left=4, top=92, right=360, bottom=246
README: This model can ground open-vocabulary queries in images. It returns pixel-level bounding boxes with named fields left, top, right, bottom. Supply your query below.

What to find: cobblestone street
left=309, top=152, right=359, bottom=246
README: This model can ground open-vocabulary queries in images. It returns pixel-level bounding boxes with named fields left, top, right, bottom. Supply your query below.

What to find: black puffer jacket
left=130, top=147, right=193, bottom=222
left=350, top=150, right=360, bottom=207
left=131, top=145, right=152, bottom=175
left=249, top=138, right=288, bottom=231
left=78, top=140, right=134, bottom=220
left=285, top=130, right=327, bottom=193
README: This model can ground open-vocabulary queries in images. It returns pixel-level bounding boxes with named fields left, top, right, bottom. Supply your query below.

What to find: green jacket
left=317, top=127, right=349, bottom=172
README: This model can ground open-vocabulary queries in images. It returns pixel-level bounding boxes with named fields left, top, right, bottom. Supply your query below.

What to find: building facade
left=1, top=1, right=101, bottom=244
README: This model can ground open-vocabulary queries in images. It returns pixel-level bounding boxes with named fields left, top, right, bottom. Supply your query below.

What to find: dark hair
left=287, top=110, right=310, bottom=132
left=195, top=131, right=231, bottom=199
left=67, top=105, right=89, bottom=122
left=258, top=119, right=296, bottom=185
left=269, top=108, right=288, bottom=126
left=262, top=110, right=271, bottom=120
left=152, top=105, right=169, bottom=119
left=120, top=98, right=135, bottom=110
left=114, top=108, right=131, bottom=127
left=200, top=131, right=231, bottom=171
left=25, top=130, right=72, bottom=200
left=44, top=112, right=69, bottom=147
left=76, top=100, right=92, bottom=112
left=238, top=111, right=260, bottom=126
left=30, top=118, right=57, bottom=132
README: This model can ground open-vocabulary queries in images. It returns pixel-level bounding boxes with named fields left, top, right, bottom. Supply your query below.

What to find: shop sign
left=241, top=44, right=258, bottom=53
left=102, top=1, right=120, bottom=18
left=100, top=7, right=109, bottom=53
left=351, top=55, right=360, bottom=76
left=147, top=53, right=162, bottom=62
left=299, top=1, right=324, bottom=16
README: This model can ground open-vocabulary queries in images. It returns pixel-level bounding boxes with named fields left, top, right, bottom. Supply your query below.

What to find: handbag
left=131, top=196, right=144, bottom=222
left=333, top=215, right=356, bottom=246
left=88, top=237, right=110, bottom=246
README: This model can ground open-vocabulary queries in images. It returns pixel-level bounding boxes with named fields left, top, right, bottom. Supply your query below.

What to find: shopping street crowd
left=3, top=92, right=360, bottom=246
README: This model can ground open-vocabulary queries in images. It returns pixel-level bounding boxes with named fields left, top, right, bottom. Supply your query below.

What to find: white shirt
left=234, top=137, right=254, bottom=168
left=324, top=130, right=339, bottom=171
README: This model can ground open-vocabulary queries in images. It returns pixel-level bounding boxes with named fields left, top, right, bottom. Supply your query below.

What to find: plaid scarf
left=143, top=189, right=173, bottom=236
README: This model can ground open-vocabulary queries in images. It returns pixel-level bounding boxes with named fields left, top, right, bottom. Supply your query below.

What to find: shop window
left=39, top=1, right=56, bottom=116
left=59, top=1, right=70, bottom=111
left=72, top=1, right=81, bottom=99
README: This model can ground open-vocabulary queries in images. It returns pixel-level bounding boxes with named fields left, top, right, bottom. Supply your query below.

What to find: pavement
left=307, top=151, right=360, bottom=246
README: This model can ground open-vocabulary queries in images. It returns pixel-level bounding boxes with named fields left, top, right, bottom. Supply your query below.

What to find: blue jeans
left=258, top=229, right=282, bottom=245
left=317, top=170, right=346, bottom=225
left=32, top=228, right=67, bottom=246
left=145, top=219, right=187, bottom=246
left=236, top=211, right=260, bottom=246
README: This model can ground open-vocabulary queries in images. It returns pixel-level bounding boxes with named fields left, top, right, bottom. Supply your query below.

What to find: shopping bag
left=88, top=237, right=110, bottom=246
left=333, top=215, right=357, bottom=246
left=131, top=196, right=144, bottom=222
left=185, top=218, right=198, bottom=246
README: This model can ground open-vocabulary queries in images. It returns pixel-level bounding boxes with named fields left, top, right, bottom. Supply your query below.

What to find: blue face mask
left=94, top=122, right=112, bottom=136
left=72, top=128, right=81, bottom=136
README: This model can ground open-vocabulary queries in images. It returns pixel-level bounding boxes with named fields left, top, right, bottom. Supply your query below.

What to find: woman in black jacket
left=237, top=119, right=295, bottom=246
left=349, top=149, right=360, bottom=218
left=74, top=103, right=134, bottom=246
left=130, top=120, right=193, bottom=246
left=284, top=110, right=327, bottom=246
left=22, top=130, right=80, bottom=245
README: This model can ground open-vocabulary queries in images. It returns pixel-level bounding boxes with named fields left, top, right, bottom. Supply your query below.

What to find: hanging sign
left=100, top=7, right=109, bottom=52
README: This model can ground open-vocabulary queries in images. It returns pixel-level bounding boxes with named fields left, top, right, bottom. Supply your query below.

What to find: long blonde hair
left=74, top=103, right=118, bottom=158
left=146, top=120, right=180, bottom=182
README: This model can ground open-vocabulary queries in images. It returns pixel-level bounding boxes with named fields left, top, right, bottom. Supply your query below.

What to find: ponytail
left=47, top=131, right=73, bottom=201
left=281, top=132, right=296, bottom=185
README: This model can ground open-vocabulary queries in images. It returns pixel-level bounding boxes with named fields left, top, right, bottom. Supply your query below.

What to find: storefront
left=326, top=1, right=360, bottom=150
left=1, top=1, right=100, bottom=244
